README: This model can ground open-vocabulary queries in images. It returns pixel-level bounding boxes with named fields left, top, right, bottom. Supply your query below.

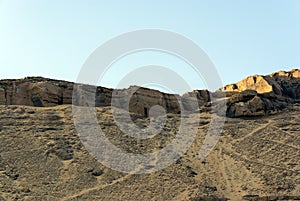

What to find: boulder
left=227, top=95, right=265, bottom=117
left=228, top=90, right=257, bottom=104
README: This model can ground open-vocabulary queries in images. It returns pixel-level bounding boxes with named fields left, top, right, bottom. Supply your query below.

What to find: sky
left=0, top=0, right=299, bottom=94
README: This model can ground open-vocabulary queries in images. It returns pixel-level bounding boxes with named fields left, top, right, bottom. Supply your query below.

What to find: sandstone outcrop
left=0, top=69, right=299, bottom=118
left=222, top=69, right=300, bottom=97
left=0, top=77, right=74, bottom=107
left=225, top=90, right=289, bottom=117
left=221, top=69, right=300, bottom=117
left=0, top=77, right=207, bottom=117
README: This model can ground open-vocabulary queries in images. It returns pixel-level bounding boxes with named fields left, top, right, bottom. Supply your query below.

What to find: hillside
left=0, top=69, right=299, bottom=200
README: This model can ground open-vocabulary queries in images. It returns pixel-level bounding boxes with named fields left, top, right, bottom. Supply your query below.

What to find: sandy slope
left=0, top=105, right=299, bottom=200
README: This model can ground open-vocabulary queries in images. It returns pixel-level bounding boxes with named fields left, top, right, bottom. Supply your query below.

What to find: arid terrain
left=0, top=70, right=300, bottom=201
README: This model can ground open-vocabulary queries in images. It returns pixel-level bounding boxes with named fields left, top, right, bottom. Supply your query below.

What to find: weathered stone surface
left=222, top=75, right=274, bottom=94
left=183, top=89, right=211, bottom=102
left=1, top=69, right=299, bottom=118
left=221, top=69, right=300, bottom=117
left=222, top=69, right=300, bottom=98
left=227, top=95, right=270, bottom=117
left=0, top=77, right=203, bottom=117
left=228, top=90, right=257, bottom=104
left=0, top=87, right=5, bottom=105
left=0, top=77, right=75, bottom=107
left=183, top=89, right=212, bottom=109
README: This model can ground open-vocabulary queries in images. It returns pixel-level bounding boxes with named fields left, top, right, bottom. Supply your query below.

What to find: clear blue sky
left=0, top=0, right=299, bottom=93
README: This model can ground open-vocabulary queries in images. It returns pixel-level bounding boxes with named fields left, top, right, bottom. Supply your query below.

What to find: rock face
left=222, top=69, right=300, bottom=97
left=109, top=86, right=182, bottom=115
left=1, top=69, right=299, bottom=118
left=222, top=69, right=300, bottom=117
left=0, top=77, right=74, bottom=107
left=225, top=90, right=289, bottom=117
left=0, top=77, right=208, bottom=117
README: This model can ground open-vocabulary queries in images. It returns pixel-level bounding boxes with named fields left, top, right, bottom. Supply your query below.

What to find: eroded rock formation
left=0, top=77, right=209, bottom=117
left=221, top=69, right=300, bottom=117
left=222, top=69, right=300, bottom=97
left=0, top=69, right=299, bottom=118
left=0, top=77, right=74, bottom=107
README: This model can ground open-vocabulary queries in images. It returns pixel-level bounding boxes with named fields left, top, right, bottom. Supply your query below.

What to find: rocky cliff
left=0, top=77, right=74, bottom=106
left=221, top=69, right=300, bottom=117
left=0, top=77, right=209, bottom=116
left=0, top=69, right=299, bottom=118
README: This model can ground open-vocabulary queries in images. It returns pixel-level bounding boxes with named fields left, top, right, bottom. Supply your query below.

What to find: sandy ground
left=0, top=105, right=299, bottom=200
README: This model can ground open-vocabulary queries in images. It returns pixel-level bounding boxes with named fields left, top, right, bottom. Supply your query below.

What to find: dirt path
left=233, top=119, right=273, bottom=143
left=60, top=172, right=133, bottom=201
left=217, top=136, right=241, bottom=200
